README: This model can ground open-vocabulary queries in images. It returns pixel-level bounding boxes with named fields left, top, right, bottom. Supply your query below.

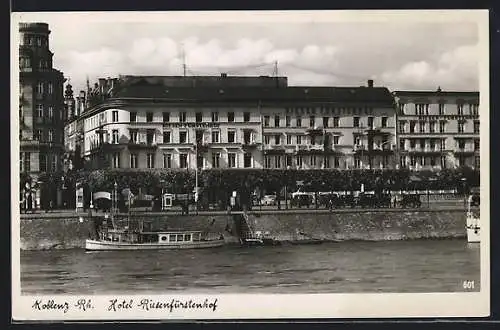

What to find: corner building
left=394, top=90, right=480, bottom=170
left=71, top=76, right=397, bottom=171
left=19, top=23, right=66, bottom=208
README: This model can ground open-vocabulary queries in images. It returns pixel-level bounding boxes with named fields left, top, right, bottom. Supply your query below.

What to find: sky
left=14, top=12, right=482, bottom=93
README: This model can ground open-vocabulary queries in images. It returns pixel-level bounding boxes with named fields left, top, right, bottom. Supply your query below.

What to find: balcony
left=127, top=141, right=158, bottom=150
left=306, top=127, right=324, bottom=136
left=263, top=144, right=286, bottom=154
left=454, top=148, right=475, bottom=155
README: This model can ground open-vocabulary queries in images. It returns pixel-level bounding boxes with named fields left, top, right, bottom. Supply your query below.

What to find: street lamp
left=114, top=181, right=118, bottom=214
left=160, top=179, right=165, bottom=211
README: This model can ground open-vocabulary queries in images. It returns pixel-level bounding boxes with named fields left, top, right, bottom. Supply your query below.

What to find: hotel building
left=393, top=89, right=480, bottom=170
left=66, top=76, right=397, bottom=171
left=19, top=22, right=66, bottom=208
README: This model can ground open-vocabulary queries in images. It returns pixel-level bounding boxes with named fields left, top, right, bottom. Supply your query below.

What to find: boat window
left=184, top=234, right=191, bottom=241
left=161, top=236, right=167, bottom=241
left=169, top=234, right=176, bottom=242
left=192, top=233, right=201, bottom=241
left=177, top=234, right=184, bottom=242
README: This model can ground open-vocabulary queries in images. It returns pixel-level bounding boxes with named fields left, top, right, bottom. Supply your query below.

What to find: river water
left=20, top=239, right=480, bottom=295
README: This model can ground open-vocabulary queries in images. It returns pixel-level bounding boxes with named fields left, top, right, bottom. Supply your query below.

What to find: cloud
left=379, top=44, right=479, bottom=91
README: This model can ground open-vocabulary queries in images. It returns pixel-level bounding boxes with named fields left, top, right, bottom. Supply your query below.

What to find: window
left=274, top=135, right=280, bottom=145
left=310, top=155, right=317, bottom=167
left=195, top=112, right=203, bottom=122
left=296, top=155, right=303, bottom=168
left=112, top=153, right=120, bottom=168
left=243, top=131, right=252, bottom=144
left=243, top=112, right=250, bottom=122
left=457, top=104, right=464, bottom=116
left=275, top=156, right=282, bottom=169
left=211, top=153, right=220, bottom=168
left=130, top=112, right=137, bottom=122
left=48, top=106, right=54, bottom=119
left=416, top=104, right=426, bottom=115
left=440, top=139, right=446, bottom=151
left=430, top=140, right=436, bottom=151
left=274, top=115, right=280, bottom=127
left=324, top=157, right=330, bottom=168
left=51, top=155, right=57, bottom=172
left=163, top=131, right=171, bottom=143
left=429, top=121, right=436, bottom=133
left=130, top=130, right=138, bottom=143
left=440, top=156, right=447, bottom=168
left=112, top=111, right=118, bottom=122
left=162, top=112, right=170, bottom=122
left=353, top=117, right=360, bottom=128
left=36, top=105, right=44, bottom=119
left=333, top=117, right=339, bottom=128
left=323, top=117, right=329, bottom=128
left=180, top=154, right=188, bottom=168
left=48, top=130, right=53, bottom=142
left=163, top=154, right=172, bottom=168
left=367, top=117, right=374, bottom=129
left=227, top=130, right=235, bottom=143
left=146, top=112, right=153, bottom=122
left=439, top=121, right=446, bottom=133
left=419, top=138, right=425, bottom=149
left=264, top=156, right=272, bottom=169
left=264, top=136, right=270, bottom=145
left=297, top=135, right=303, bottom=144
left=286, top=135, right=292, bottom=145
left=399, top=122, right=405, bottom=133
left=309, top=116, right=315, bottom=128
left=228, top=153, right=236, bottom=168
left=474, top=139, right=480, bottom=151
left=34, top=129, right=42, bottom=141
left=36, top=82, right=44, bottom=96
left=20, top=57, right=31, bottom=68
left=264, top=116, right=270, bottom=127
left=438, top=103, right=445, bottom=115
left=211, top=130, right=220, bottom=143
left=458, top=121, right=464, bottom=133
left=419, top=121, right=425, bottom=133
left=146, top=130, right=155, bottom=145
left=179, top=112, right=187, bottom=123
left=474, top=121, right=480, bottom=134
left=147, top=153, right=155, bottom=168
left=21, top=152, right=31, bottom=172
left=48, top=82, right=53, bottom=94
left=211, top=112, right=219, bottom=122
left=244, top=153, right=252, bottom=168
left=112, top=130, right=119, bottom=144
left=410, top=140, right=415, bottom=149
left=296, top=116, right=302, bottom=127
left=179, top=131, right=187, bottom=143
left=39, top=154, right=46, bottom=172
left=410, top=121, right=416, bottom=133
left=399, top=103, right=406, bottom=114
left=333, top=136, right=339, bottom=145
left=228, top=112, right=234, bottom=122
left=381, top=117, right=388, bottom=128
left=471, top=104, right=479, bottom=116
left=286, top=116, right=291, bottom=127
left=130, top=154, right=138, bottom=168
left=400, top=139, right=406, bottom=151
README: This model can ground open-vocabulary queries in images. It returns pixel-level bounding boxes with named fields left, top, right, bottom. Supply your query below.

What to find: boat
left=85, top=209, right=225, bottom=251
left=466, top=195, right=480, bottom=243
left=240, top=231, right=281, bottom=246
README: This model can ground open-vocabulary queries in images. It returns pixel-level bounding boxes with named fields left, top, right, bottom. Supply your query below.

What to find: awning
left=93, top=191, right=111, bottom=200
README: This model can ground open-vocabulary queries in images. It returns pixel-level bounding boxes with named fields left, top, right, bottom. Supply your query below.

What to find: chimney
left=221, top=73, right=227, bottom=78
left=367, top=79, right=374, bottom=88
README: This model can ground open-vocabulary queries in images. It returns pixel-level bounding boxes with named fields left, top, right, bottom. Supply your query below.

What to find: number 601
left=463, top=280, right=475, bottom=289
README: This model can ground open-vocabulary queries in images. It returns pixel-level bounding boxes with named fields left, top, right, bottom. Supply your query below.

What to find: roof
left=393, top=90, right=479, bottom=98
left=111, top=84, right=394, bottom=104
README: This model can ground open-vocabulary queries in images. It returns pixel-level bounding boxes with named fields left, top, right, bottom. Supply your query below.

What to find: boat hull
left=85, top=239, right=225, bottom=251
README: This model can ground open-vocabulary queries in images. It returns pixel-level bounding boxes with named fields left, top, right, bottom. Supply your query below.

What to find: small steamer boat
left=466, top=195, right=480, bottom=243
left=86, top=229, right=225, bottom=251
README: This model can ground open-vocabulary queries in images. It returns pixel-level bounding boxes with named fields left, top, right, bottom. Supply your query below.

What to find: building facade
left=19, top=22, right=66, bottom=209
left=394, top=90, right=480, bottom=171
left=65, top=76, right=398, bottom=171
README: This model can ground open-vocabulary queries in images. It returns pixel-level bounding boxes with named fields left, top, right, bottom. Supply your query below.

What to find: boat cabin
left=100, top=229, right=206, bottom=244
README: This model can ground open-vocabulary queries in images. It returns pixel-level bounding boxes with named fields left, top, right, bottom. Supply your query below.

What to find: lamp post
left=114, top=181, right=118, bottom=214
left=160, top=179, right=165, bottom=211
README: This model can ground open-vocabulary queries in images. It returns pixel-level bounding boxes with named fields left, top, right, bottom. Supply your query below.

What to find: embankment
left=19, top=209, right=470, bottom=250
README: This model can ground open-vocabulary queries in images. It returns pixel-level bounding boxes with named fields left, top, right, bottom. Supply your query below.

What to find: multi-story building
left=19, top=22, right=66, bottom=208
left=394, top=89, right=480, bottom=170
left=261, top=79, right=397, bottom=170
left=65, top=76, right=397, bottom=171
